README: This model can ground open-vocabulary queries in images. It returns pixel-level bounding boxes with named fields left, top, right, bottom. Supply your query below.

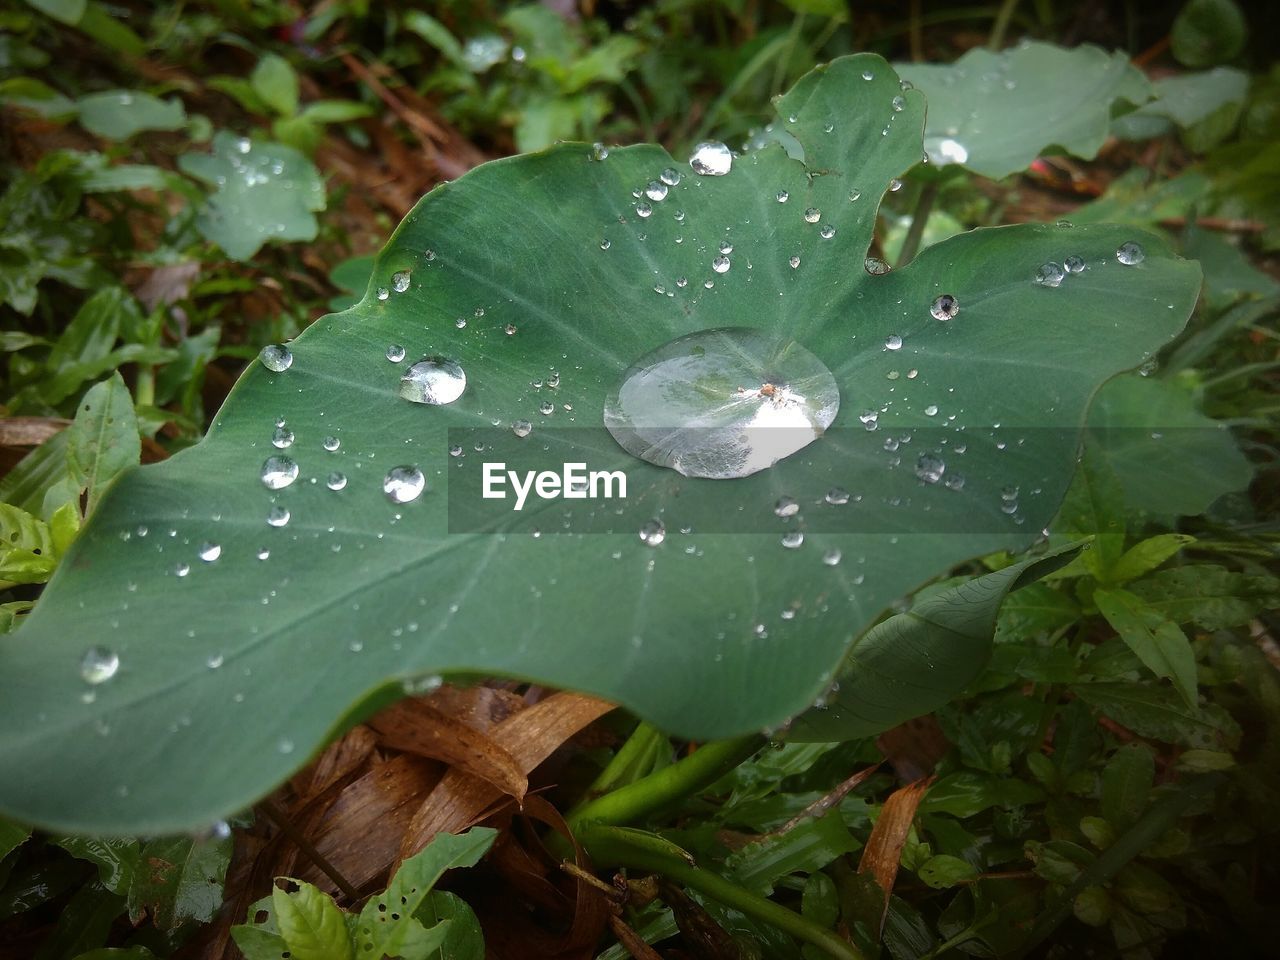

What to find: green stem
left=134, top=366, right=155, bottom=409
left=568, top=734, right=765, bottom=833
left=581, top=824, right=864, bottom=960
left=896, top=180, right=938, bottom=268
left=988, top=0, right=1021, bottom=49
left=587, top=721, right=669, bottom=797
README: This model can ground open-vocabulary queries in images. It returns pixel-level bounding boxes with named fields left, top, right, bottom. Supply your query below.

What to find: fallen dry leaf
left=857, top=776, right=935, bottom=931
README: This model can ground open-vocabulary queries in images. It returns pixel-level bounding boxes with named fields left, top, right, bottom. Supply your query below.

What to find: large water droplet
left=261, top=456, right=299, bottom=490
left=327, top=471, right=347, bottom=491
left=712, top=255, right=731, bottom=274
left=804, top=207, right=821, bottom=224
left=511, top=419, right=533, bottom=438
left=644, top=180, right=668, bottom=202
left=386, top=344, right=406, bottom=362
left=198, top=541, right=221, bottom=562
left=865, top=257, right=890, bottom=275
left=915, top=453, right=946, bottom=484
left=266, top=505, right=290, bottom=527
left=259, top=344, right=292, bottom=372
left=323, top=435, right=341, bottom=452
left=689, top=141, right=732, bottom=176
left=604, top=327, right=840, bottom=480
left=399, top=358, right=466, bottom=405
left=774, top=496, right=800, bottom=518
left=1035, top=262, right=1066, bottom=287
left=383, top=465, right=425, bottom=503
left=780, top=531, right=804, bottom=549
left=391, top=270, right=411, bottom=293
left=1116, top=241, right=1145, bottom=265
left=660, top=167, right=682, bottom=186
left=80, top=646, right=119, bottom=684
left=930, top=294, right=959, bottom=321
left=1064, top=255, right=1086, bottom=273
left=884, top=334, right=903, bottom=351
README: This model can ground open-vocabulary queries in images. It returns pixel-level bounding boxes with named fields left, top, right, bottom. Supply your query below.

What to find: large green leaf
left=0, top=54, right=1200, bottom=834
left=896, top=42, right=1150, bottom=179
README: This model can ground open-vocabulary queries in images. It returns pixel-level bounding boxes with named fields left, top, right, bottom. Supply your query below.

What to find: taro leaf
left=178, top=132, right=325, bottom=261
left=1085, top=373, right=1251, bottom=521
left=76, top=90, right=186, bottom=140
left=787, top=545, right=1081, bottom=742
left=0, top=53, right=1201, bottom=834
left=1111, top=68, right=1248, bottom=152
left=895, top=42, right=1151, bottom=179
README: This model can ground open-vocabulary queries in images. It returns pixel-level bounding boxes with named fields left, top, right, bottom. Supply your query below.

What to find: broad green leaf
left=1100, top=744, right=1155, bottom=830
left=725, top=812, right=859, bottom=895
left=1182, top=227, right=1280, bottom=309
left=0, top=817, right=30, bottom=860
left=1085, top=374, right=1251, bottom=521
left=919, top=772, right=1045, bottom=818
left=355, top=828, right=496, bottom=960
left=0, top=503, right=57, bottom=585
left=76, top=90, right=185, bottom=140
left=272, top=880, right=352, bottom=960
left=0, top=76, right=77, bottom=118
left=67, top=372, right=141, bottom=514
left=1112, top=68, right=1248, bottom=152
left=1107, top=534, right=1194, bottom=585
left=53, top=835, right=139, bottom=894
left=1095, top=588, right=1197, bottom=707
left=178, top=132, right=325, bottom=261
left=403, top=11, right=469, bottom=71
left=34, top=878, right=126, bottom=959
left=1127, top=565, right=1279, bottom=630
left=788, top=546, right=1080, bottom=741
left=896, top=42, right=1151, bottom=178
left=124, top=835, right=231, bottom=928
left=916, top=854, right=978, bottom=889
left=1171, top=0, right=1246, bottom=67
left=0, top=54, right=1201, bottom=834
left=1073, top=683, right=1238, bottom=748
left=416, top=891, right=484, bottom=960
left=231, top=925, right=290, bottom=960
left=251, top=54, right=299, bottom=117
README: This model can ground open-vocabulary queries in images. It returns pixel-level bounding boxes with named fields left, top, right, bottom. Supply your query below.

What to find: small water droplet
left=260, top=456, right=299, bottom=490
left=1064, top=255, right=1086, bottom=273
left=322, top=436, right=340, bottom=453
left=690, top=141, right=733, bottom=176
left=819, top=225, right=836, bottom=239
left=823, top=548, right=842, bottom=566
left=891, top=95, right=905, bottom=112
left=865, top=257, right=890, bottom=275
left=511, top=419, right=533, bottom=438
left=639, top=519, right=666, bottom=546
left=930, top=294, right=959, bottom=321
left=776, top=190, right=789, bottom=203
left=915, top=453, right=945, bottom=483
left=383, top=465, right=425, bottom=503
left=803, top=207, right=821, bottom=224
left=1116, top=241, right=1145, bottom=265
left=861, top=69, right=874, bottom=81
left=327, top=471, right=347, bottom=491
left=198, top=541, right=221, bottom=562
left=207, top=653, right=224, bottom=670
left=591, top=142, right=609, bottom=161
left=660, top=167, right=682, bottom=186
left=391, top=270, right=411, bottom=293
left=712, top=255, right=731, bottom=274
left=278, top=738, right=295, bottom=754
left=600, top=238, right=611, bottom=250
left=539, top=400, right=555, bottom=416
left=386, top=344, right=406, bottom=362
left=849, top=189, right=861, bottom=202
left=266, top=505, right=290, bottom=528
left=635, top=201, right=653, bottom=219
left=1035, top=262, right=1066, bottom=287
left=505, top=323, right=517, bottom=336
left=644, top=180, right=668, bottom=202
left=376, top=287, right=389, bottom=301
left=175, top=562, right=191, bottom=577
left=884, top=334, right=903, bottom=351
left=774, top=496, right=800, bottom=518
left=271, top=424, right=294, bottom=449
left=256, top=546, right=270, bottom=559
left=780, top=531, right=804, bottom=549
left=789, top=255, right=801, bottom=269
left=889, top=178, right=903, bottom=192
left=259, top=345, right=292, bottom=372
left=924, top=404, right=939, bottom=416
left=80, top=646, right=119, bottom=684
left=400, top=357, right=467, bottom=405
left=825, top=487, right=850, bottom=505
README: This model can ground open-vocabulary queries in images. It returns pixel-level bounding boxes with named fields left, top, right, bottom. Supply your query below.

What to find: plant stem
left=259, top=799, right=360, bottom=902
left=896, top=180, right=938, bottom=268
left=988, top=0, right=1021, bottom=49
left=134, top=367, right=155, bottom=409
left=587, top=721, right=669, bottom=798
left=568, top=734, right=765, bottom=832
left=580, top=824, right=864, bottom=960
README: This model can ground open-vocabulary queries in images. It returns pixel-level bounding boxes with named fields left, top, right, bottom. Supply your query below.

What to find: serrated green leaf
left=67, top=372, right=141, bottom=515
left=726, top=811, right=859, bottom=895
left=272, top=880, right=352, bottom=960
left=76, top=90, right=185, bottom=140
left=1074, top=682, right=1237, bottom=748
left=251, top=54, right=299, bottom=117
left=355, top=828, right=496, bottom=959
left=179, top=132, right=325, bottom=261
left=897, top=42, right=1151, bottom=178
left=0, top=54, right=1202, bottom=834
left=1095, top=588, right=1198, bottom=707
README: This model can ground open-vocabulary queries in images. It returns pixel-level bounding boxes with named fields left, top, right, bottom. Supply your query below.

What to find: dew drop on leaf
left=825, top=487, right=851, bottom=505
left=774, top=496, right=800, bottom=518
left=915, top=453, right=946, bottom=483
left=266, top=505, right=290, bottom=528
left=660, top=167, right=682, bottom=186
left=823, top=548, right=842, bottom=566
left=644, top=181, right=668, bottom=202
left=511, top=419, right=532, bottom=438
left=323, top=436, right=340, bottom=452
left=197, top=541, right=221, bottom=562
left=399, top=358, right=466, bottom=405
left=260, top=455, right=299, bottom=490
left=781, top=531, right=804, bottom=549
left=1035, top=262, right=1066, bottom=287
left=1064, top=255, right=1086, bottom=273
left=712, top=255, right=731, bottom=274
left=639, top=519, right=666, bottom=546
left=865, top=257, right=890, bottom=275
left=271, top=424, right=294, bottom=449
left=930, top=294, right=959, bottom=321
left=804, top=207, right=821, bottom=224
left=258, top=344, right=292, bottom=372
left=689, top=141, right=733, bottom=176
left=776, top=190, right=789, bottom=203
left=1116, top=241, right=1145, bottom=265
left=383, top=466, right=425, bottom=504
left=885, top=335, right=903, bottom=351
left=386, top=344, right=406, bottom=362
left=80, top=646, right=119, bottom=685
left=326, top=472, right=347, bottom=491
left=603, top=327, right=840, bottom=480
left=391, top=270, right=411, bottom=293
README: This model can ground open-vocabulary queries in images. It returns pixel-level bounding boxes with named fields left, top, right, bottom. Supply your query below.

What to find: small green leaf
left=124, top=835, right=231, bottom=928
left=298, top=100, right=373, bottom=125
left=231, top=925, right=291, bottom=960
left=67, top=372, right=141, bottom=515
left=1171, top=0, right=1246, bottom=67
left=0, top=504, right=57, bottom=584
left=1095, top=589, right=1198, bottom=707
left=53, top=836, right=139, bottom=895
left=919, top=772, right=1045, bottom=818
left=1073, top=886, right=1113, bottom=926
left=1054, top=452, right=1126, bottom=579
left=355, top=828, right=496, bottom=959
left=1079, top=816, right=1115, bottom=849
left=1026, top=839, right=1095, bottom=885
left=76, top=90, right=185, bottom=140
left=1101, top=744, right=1154, bottom=830
left=1175, top=749, right=1234, bottom=772
left=726, top=812, right=859, bottom=895
left=1074, top=682, right=1236, bottom=748
left=415, top=891, right=484, bottom=960
left=179, top=132, right=325, bottom=261
left=0, top=76, right=77, bottom=118
left=1107, top=534, right=1194, bottom=584
left=251, top=54, right=299, bottom=117
left=1128, top=565, right=1279, bottom=630
left=272, top=879, right=352, bottom=960
left=916, top=854, right=977, bottom=889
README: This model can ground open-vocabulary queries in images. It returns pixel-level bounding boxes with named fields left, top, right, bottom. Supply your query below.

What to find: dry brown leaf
left=0, top=417, right=68, bottom=447
left=368, top=698, right=528, bottom=800
left=857, top=776, right=935, bottom=931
